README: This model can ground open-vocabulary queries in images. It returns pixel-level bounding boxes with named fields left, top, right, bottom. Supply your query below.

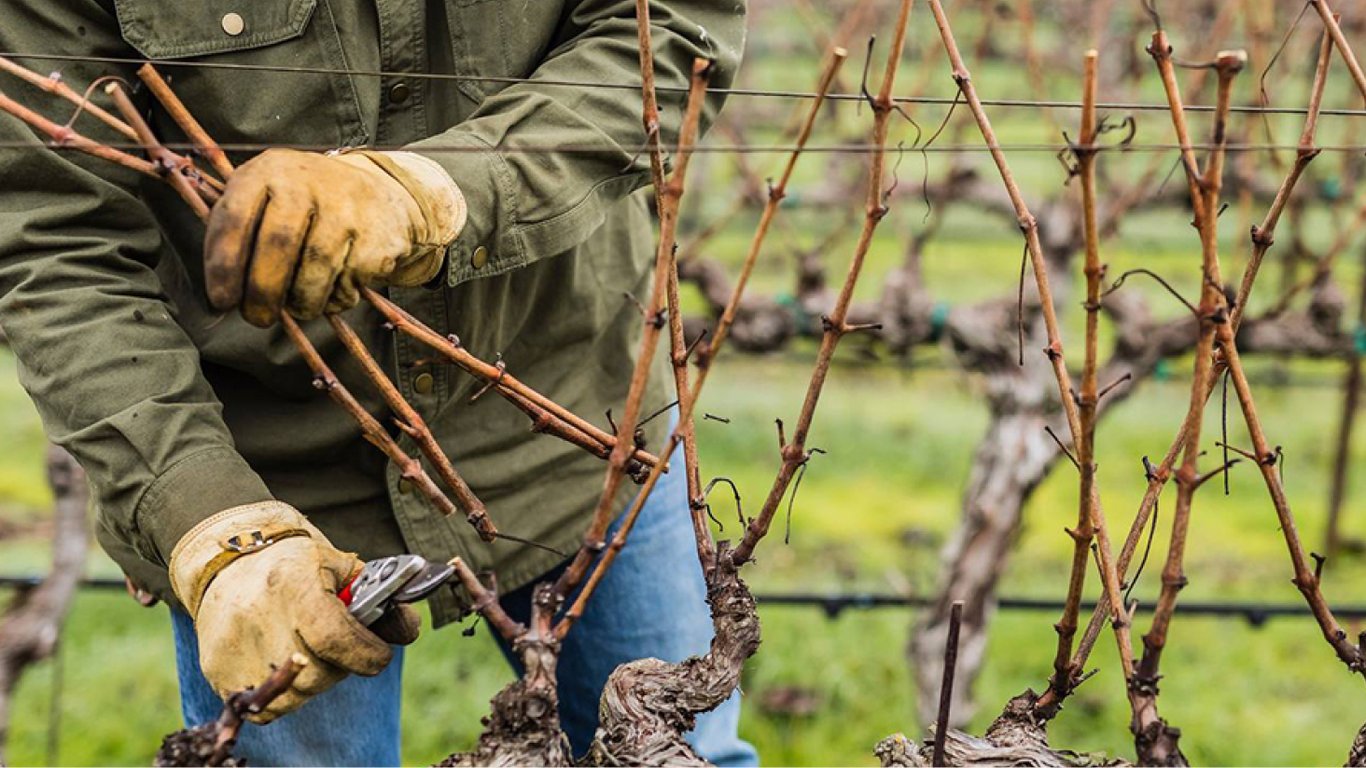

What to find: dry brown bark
left=877, top=693, right=1128, bottom=767
left=439, top=585, right=573, bottom=768
left=1349, top=721, right=1366, bottom=767
left=586, top=547, right=761, bottom=766
left=155, top=656, right=307, bottom=767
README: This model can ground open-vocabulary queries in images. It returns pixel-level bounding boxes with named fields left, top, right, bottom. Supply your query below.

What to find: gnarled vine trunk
left=877, top=692, right=1129, bottom=766
left=909, top=306, right=1062, bottom=728
left=587, top=544, right=761, bottom=766
left=440, top=585, right=573, bottom=767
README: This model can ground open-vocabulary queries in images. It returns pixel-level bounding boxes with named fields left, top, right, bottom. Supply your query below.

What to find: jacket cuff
left=135, top=446, right=274, bottom=565
left=407, top=132, right=525, bottom=287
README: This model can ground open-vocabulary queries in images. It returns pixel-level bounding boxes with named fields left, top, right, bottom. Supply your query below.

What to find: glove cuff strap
left=169, top=501, right=323, bottom=617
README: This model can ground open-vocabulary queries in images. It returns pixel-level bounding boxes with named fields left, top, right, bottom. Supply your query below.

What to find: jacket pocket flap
left=113, top=0, right=317, bottom=60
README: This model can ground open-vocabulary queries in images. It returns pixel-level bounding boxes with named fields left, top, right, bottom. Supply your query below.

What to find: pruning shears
left=337, top=554, right=455, bottom=625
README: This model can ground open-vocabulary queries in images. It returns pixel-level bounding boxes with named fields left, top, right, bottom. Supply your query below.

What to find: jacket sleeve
left=0, top=2, right=272, bottom=565
left=410, top=0, right=746, bottom=285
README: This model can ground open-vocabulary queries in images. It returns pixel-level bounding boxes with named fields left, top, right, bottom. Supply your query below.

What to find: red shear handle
left=337, top=574, right=359, bottom=606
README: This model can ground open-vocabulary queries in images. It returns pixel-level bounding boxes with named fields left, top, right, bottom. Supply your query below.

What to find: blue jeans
left=172, top=442, right=758, bottom=767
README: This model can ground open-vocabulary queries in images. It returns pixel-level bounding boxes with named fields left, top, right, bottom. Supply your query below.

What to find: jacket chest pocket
left=112, top=0, right=367, bottom=157
left=445, top=0, right=563, bottom=103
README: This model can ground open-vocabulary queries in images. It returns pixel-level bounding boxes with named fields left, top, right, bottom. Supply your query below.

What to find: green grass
left=0, top=355, right=51, bottom=526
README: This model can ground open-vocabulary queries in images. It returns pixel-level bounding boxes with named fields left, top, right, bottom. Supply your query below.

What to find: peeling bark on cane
left=327, top=314, right=496, bottom=540
left=0, top=54, right=138, bottom=141
left=155, top=655, right=308, bottom=767
left=877, top=691, right=1131, bottom=767
left=1037, top=50, right=1124, bottom=721
left=1073, top=23, right=1336, bottom=675
left=1125, top=42, right=1245, bottom=768
left=1349, top=720, right=1366, bottom=767
left=360, top=288, right=661, bottom=474
left=586, top=545, right=761, bottom=766
left=552, top=46, right=712, bottom=627
left=439, top=582, right=571, bottom=767
left=924, top=3, right=1131, bottom=726
left=732, top=0, right=913, bottom=568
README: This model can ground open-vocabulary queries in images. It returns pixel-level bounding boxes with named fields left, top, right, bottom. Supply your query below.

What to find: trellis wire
left=6, top=50, right=1366, bottom=117
left=2, top=575, right=1360, bottom=625
left=9, top=140, right=1366, bottom=155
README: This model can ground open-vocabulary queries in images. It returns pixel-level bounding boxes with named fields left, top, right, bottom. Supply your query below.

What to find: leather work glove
left=203, top=149, right=467, bottom=327
left=169, top=501, right=420, bottom=722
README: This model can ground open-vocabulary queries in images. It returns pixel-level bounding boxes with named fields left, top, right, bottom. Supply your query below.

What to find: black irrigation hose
left=755, top=593, right=1366, bottom=627
left=4, top=575, right=1361, bottom=629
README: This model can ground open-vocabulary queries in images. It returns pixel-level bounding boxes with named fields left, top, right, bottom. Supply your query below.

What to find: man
left=0, top=0, right=752, bottom=764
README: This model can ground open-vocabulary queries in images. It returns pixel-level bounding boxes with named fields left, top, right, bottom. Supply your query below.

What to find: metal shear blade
left=344, top=554, right=452, bottom=625
left=391, top=560, right=456, bottom=604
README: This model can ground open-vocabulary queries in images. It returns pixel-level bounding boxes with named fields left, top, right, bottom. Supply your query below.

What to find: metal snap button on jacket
left=470, top=245, right=488, bottom=269
left=413, top=372, right=435, bottom=395
left=220, top=13, right=245, bottom=36
left=388, top=82, right=411, bottom=105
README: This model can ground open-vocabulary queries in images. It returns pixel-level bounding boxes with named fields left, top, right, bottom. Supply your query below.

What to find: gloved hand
left=169, top=501, right=419, bottom=722
left=203, top=148, right=467, bottom=327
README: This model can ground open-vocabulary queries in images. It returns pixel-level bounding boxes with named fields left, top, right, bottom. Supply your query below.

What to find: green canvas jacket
left=0, top=0, right=744, bottom=625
